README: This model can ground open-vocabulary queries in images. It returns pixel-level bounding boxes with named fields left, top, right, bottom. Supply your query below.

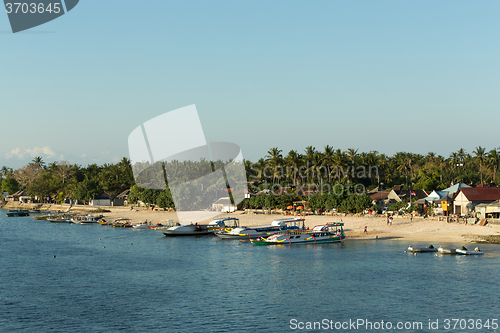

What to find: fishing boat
left=437, top=247, right=457, bottom=254
left=215, top=217, right=304, bottom=240
left=111, top=218, right=133, bottom=227
left=132, top=221, right=151, bottom=229
left=154, top=220, right=214, bottom=236
left=47, top=213, right=77, bottom=223
left=69, top=215, right=103, bottom=224
left=250, top=222, right=345, bottom=245
left=208, top=217, right=239, bottom=231
left=407, top=245, right=438, bottom=253
left=456, top=246, right=484, bottom=255
left=6, top=210, right=30, bottom=217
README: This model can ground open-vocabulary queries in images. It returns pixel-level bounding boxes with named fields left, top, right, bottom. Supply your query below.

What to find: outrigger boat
left=456, top=246, right=484, bottom=255
left=250, top=222, right=345, bottom=245
left=6, top=210, right=30, bottom=217
left=215, top=217, right=304, bottom=240
left=407, top=245, right=438, bottom=253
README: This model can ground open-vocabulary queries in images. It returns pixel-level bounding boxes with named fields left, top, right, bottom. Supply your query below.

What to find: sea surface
left=1, top=209, right=500, bottom=332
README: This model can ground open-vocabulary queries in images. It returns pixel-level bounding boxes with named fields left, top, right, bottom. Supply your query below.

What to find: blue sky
left=1, top=1, right=499, bottom=168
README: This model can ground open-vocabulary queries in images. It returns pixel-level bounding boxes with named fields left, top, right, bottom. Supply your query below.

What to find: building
left=90, top=192, right=111, bottom=206
left=453, top=188, right=500, bottom=216
left=212, top=197, right=235, bottom=212
left=113, top=189, right=130, bottom=206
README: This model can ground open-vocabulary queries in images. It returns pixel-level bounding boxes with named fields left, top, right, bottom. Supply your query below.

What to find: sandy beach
left=3, top=202, right=500, bottom=244
left=99, top=208, right=500, bottom=244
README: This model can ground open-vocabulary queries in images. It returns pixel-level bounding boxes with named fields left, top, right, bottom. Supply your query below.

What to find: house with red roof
left=453, top=188, right=500, bottom=216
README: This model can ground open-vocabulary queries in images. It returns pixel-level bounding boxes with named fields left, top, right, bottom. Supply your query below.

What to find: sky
left=1, top=1, right=499, bottom=169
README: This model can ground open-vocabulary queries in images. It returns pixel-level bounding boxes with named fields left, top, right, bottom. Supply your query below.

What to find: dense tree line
left=1, top=146, right=498, bottom=212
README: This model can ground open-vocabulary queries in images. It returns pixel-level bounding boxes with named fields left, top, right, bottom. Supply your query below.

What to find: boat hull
left=251, top=236, right=342, bottom=245
left=408, top=246, right=437, bottom=253
left=456, top=249, right=484, bottom=255
left=438, top=247, right=457, bottom=254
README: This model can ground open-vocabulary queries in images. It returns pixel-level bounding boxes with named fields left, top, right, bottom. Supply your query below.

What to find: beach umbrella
left=287, top=205, right=293, bottom=210
left=297, top=206, right=304, bottom=210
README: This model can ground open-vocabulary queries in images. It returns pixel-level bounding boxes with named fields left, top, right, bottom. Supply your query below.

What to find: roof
left=458, top=188, right=500, bottom=202
left=394, top=190, right=428, bottom=200
left=423, top=190, right=448, bottom=202
left=370, top=191, right=390, bottom=201
left=213, top=197, right=232, bottom=205
left=94, top=192, right=111, bottom=200
left=442, top=183, right=471, bottom=194
left=393, top=184, right=404, bottom=191
left=116, top=189, right=130, bottom=199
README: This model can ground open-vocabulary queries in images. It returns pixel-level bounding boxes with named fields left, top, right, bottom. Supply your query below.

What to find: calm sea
left=1, top=209, right=499, bottom=332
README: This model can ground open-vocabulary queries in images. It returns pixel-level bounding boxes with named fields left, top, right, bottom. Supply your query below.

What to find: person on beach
left=389, top=216, right=393, bottom=225
left=364, top=226, right=367, bottom=233
left=387, top=216, right=389, bottom=224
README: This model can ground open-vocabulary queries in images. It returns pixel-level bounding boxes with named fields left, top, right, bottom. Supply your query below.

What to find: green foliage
left=2, top=177, right=19, bottom=195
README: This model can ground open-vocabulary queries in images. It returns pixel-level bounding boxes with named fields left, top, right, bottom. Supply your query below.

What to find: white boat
left=69, top=215, right=102, bottom=224
left=437, top=247, right=457, bottom=254
left=456, top=247, right=484, bottom=255
left=132, top=221, right=151, bottom=229
left=407, top=245, right=438, bottom=253
left=250, top=222, right=345, bottom=245
left=215, top=217, right=305, bottom=240
left=154, top=220, right=214, bottom=236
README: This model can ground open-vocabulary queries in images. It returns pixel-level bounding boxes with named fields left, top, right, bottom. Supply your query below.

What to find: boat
left=208, top=217, right=239, bottom=231
left=250, top=222, right=345, bottom=245
left=154, top=220, right=215, bottom=236
left=456, top=246, right=484, bottom=255
left=47, top=213, right=77, bottom=223
left=69, top=215, right=103, bottom=224
left=215, top=217, right=305, bottom=240
left=111, top=218, right=133, bottom=227
left=437, top=247, right=457, bottom=254
left=6, top=210, right=30, bottom=217
left=407, top=245, right=438, bottom=253
left=132, top=221, right=151, bottom=229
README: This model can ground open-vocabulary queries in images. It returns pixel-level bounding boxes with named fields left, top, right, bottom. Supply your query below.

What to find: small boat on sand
left=456, top=246, right=484, bottom=255
left=438, top=247, right=457, bottom=254
left=407, top=245, right=437, bottom=253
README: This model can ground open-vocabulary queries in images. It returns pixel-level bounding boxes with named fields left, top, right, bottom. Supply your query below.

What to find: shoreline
left=2, top=201, right=500, bottom=244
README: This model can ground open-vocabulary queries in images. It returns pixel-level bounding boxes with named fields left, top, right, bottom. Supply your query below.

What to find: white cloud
left=5, top=146, right=57, bottom=160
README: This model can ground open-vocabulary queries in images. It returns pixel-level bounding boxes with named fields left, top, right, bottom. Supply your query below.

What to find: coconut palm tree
left=487, top=148, right=499, bottom=184
left=285, top=150, right=302, bottom=186
left=474, top=146, right=486, bottom=184
left=265, top=147, right=283, bottom=184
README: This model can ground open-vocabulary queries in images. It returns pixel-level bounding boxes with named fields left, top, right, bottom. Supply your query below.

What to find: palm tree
left=265, top=147, right=283, bottom=184
left=474, top=146, right=486, bottom=184
left=332, top=149, right=346, bottom=182
left=487, top=148, right=499, bottom=183
left=321, top=145, right=335, bottom=182
left=32, top=156, right=45, bottom=169
left=285, top=150, right=302, bottom=186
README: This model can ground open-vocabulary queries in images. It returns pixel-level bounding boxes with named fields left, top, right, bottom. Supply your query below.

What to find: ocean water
left=1, top=209, right=500, bottom=332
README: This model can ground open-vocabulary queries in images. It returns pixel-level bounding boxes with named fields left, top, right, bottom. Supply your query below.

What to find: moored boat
left=250, top=222, right=345, bottom=245
left=215, top=217, right=304, bottom=240
left=407, top=245, right=438, bottom=253
left=6, top=210, right=30, bottom=217
left=456, top=246, right=484, bottom=255
left=70, top=215, right=103, bottom=224
left=154, top=220, right=214, bottom=236
left=437, top=247, right=457, bottom=254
